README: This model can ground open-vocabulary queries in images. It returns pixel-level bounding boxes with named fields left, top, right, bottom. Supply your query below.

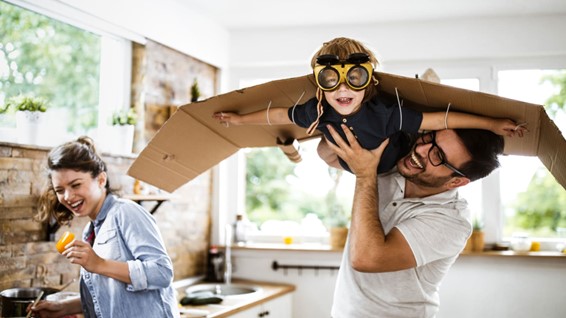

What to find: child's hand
left=492, top=119, right=528, bottom=137
left=213, top=112, right=241, bottom=127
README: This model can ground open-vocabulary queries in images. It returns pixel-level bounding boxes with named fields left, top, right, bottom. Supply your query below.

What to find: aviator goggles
left=313, top=53, right=374, bottom=91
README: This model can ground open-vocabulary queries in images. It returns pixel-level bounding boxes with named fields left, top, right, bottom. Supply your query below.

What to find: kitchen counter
left=174, top=278, right=295, bottom=317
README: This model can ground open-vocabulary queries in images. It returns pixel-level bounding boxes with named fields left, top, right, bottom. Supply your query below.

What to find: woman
left=31, top=136, right=180, bottom=318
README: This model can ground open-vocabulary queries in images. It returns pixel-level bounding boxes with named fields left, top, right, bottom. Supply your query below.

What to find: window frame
left=3, top=0, right=142, bottom=150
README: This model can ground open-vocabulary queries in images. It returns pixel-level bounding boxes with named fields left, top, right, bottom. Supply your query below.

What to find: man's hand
left=325, top=124, right=389, bottom=178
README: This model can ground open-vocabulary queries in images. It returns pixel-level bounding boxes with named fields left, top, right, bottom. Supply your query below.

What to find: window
left=497, top=69, right=566, bottom=240
left=0, top=1, right=131, bottom=149
left=242, top=139, right=355, bottom=243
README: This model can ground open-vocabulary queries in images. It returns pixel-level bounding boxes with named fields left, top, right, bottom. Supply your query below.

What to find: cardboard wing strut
left=128, top=72, right=566, bottom=193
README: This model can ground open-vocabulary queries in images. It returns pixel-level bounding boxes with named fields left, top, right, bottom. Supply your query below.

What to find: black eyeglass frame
left=420, top=131, right=467, bottom=178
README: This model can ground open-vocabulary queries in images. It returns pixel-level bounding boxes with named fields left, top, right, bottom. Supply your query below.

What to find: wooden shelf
left=122, top=194, right=171, bottom=214
left=460, top=250, right=566, bottom=258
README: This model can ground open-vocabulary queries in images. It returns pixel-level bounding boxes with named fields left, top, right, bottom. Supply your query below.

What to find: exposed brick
left=0, top=255, right=26, bottom=271
left=0, top=207, right=35, bottom=220
left=12, top=146, right=49, bottom=159
left=0, top=157, right=34, bottom=170
left=0, top=264, right=35, bottom=283
left=0, top=193, right=36, bottom=208
left=0, top=146, right=12, bottom=157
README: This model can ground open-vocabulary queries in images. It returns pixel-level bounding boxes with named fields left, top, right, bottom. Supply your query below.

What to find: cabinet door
left=261, top=293, right=292, bottom=318
left=229, top=293, right=292, bottom=318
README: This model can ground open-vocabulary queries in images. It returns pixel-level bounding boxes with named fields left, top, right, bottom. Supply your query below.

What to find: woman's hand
left=29, top=298, right=82, bottom=318
left=63, top=239, right=104, bottom=273
left=29, top=300, right=66, bottom=318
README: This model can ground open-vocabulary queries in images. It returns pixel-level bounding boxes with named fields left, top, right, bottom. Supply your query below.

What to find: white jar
left=510, top=233, right=532, bottom=252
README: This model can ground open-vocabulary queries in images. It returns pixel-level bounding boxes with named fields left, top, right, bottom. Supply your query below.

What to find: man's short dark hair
left=454, top=129, right=504, bottom=182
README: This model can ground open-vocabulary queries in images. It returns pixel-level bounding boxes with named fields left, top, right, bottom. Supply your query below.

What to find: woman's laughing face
left=51, top=168, right=107, bottom=220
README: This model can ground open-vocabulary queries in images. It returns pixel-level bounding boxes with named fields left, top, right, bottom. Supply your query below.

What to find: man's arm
left=325, top=124, right=417, bottom=272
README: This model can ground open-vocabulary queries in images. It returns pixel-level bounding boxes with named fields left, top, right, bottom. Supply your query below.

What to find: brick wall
left=0, top=143, right=211, bottom=291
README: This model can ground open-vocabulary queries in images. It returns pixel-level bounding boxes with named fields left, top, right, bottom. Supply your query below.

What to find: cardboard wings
left=128, top=72, right=566, bottom=193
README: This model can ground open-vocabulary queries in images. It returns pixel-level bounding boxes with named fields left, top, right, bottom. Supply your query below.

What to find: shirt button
left=392, top=202, right=397, bottom=207
left=342, top=118, right=347, bottom=123
left=349, top=126, right=354, bottom=130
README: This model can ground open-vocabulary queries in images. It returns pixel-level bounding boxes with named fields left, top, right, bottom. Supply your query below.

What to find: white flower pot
left=16, top=111, right=46, bottom=145
left=107, top=125, right=134, bottom=154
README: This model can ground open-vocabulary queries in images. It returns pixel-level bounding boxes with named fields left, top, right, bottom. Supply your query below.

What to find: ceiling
left=179, top=0, right=566, bottom=30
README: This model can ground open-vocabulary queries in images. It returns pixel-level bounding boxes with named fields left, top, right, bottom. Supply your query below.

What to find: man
left=324, top=124, right=505, bottom=317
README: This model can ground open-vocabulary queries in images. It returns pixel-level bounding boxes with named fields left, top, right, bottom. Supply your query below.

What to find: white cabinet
left=229, top=293, right=292, bottom=318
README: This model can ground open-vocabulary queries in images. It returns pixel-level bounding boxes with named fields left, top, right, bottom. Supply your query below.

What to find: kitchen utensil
left=180, top=292, right=223, bottom=306
left=25, top=290, right=43, bottom=318
left=45, top=291, right=80, bottom=302
left=0, top=287, right=58, bottom=317
left=56, top=278, right=77, bottom=292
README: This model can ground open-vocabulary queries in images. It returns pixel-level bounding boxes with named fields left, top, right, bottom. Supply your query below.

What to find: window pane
left=245, top=138, right=355, bottom=231
left=0, top=2, right=100, bottom=145
left=498, top=69, right=566, bottom=239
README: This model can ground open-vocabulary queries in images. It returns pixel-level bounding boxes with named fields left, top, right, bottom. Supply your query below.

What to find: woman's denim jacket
left=80, top=194, right=180, bottom=318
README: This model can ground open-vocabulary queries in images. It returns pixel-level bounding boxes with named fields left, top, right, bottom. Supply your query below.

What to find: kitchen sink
left=185, top=283, right=262, bottom=297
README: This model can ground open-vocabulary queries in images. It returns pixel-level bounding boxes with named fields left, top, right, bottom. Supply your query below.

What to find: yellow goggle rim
left=313, top=61, right=374, bottom=91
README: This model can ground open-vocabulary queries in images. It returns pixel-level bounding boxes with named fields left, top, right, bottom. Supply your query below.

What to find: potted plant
left=326, top=168, right=350, bottom=249
left=1, top=94, right=48, bottom=144
left=464, top=217, right=485, bottom=252
left=190, top=78, right=201, bottom=103
left=108, top=109, right=137, bottom=154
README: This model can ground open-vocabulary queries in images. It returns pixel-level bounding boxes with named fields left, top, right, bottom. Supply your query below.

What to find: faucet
left=224, top=224, right=232, bottom=284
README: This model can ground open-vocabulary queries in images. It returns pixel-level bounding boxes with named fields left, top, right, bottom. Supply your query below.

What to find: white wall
left=438, top=256, right=566, bottom=318
left=227, top=14, right=566, bottom=90
left=233, top=249, right=566, bottom=318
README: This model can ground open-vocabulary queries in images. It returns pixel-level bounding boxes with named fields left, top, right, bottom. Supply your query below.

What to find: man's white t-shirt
left=331, top=171, right=472, bottom=318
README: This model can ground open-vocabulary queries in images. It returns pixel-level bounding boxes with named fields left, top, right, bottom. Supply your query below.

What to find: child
left=213, top=37, right=526, bottom=174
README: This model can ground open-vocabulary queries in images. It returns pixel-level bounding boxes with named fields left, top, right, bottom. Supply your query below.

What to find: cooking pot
left=0, top=287, right=58, bottom=317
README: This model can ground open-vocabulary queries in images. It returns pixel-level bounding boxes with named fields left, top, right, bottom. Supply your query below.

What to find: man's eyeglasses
left=420, top=131, right=467, bottom=177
